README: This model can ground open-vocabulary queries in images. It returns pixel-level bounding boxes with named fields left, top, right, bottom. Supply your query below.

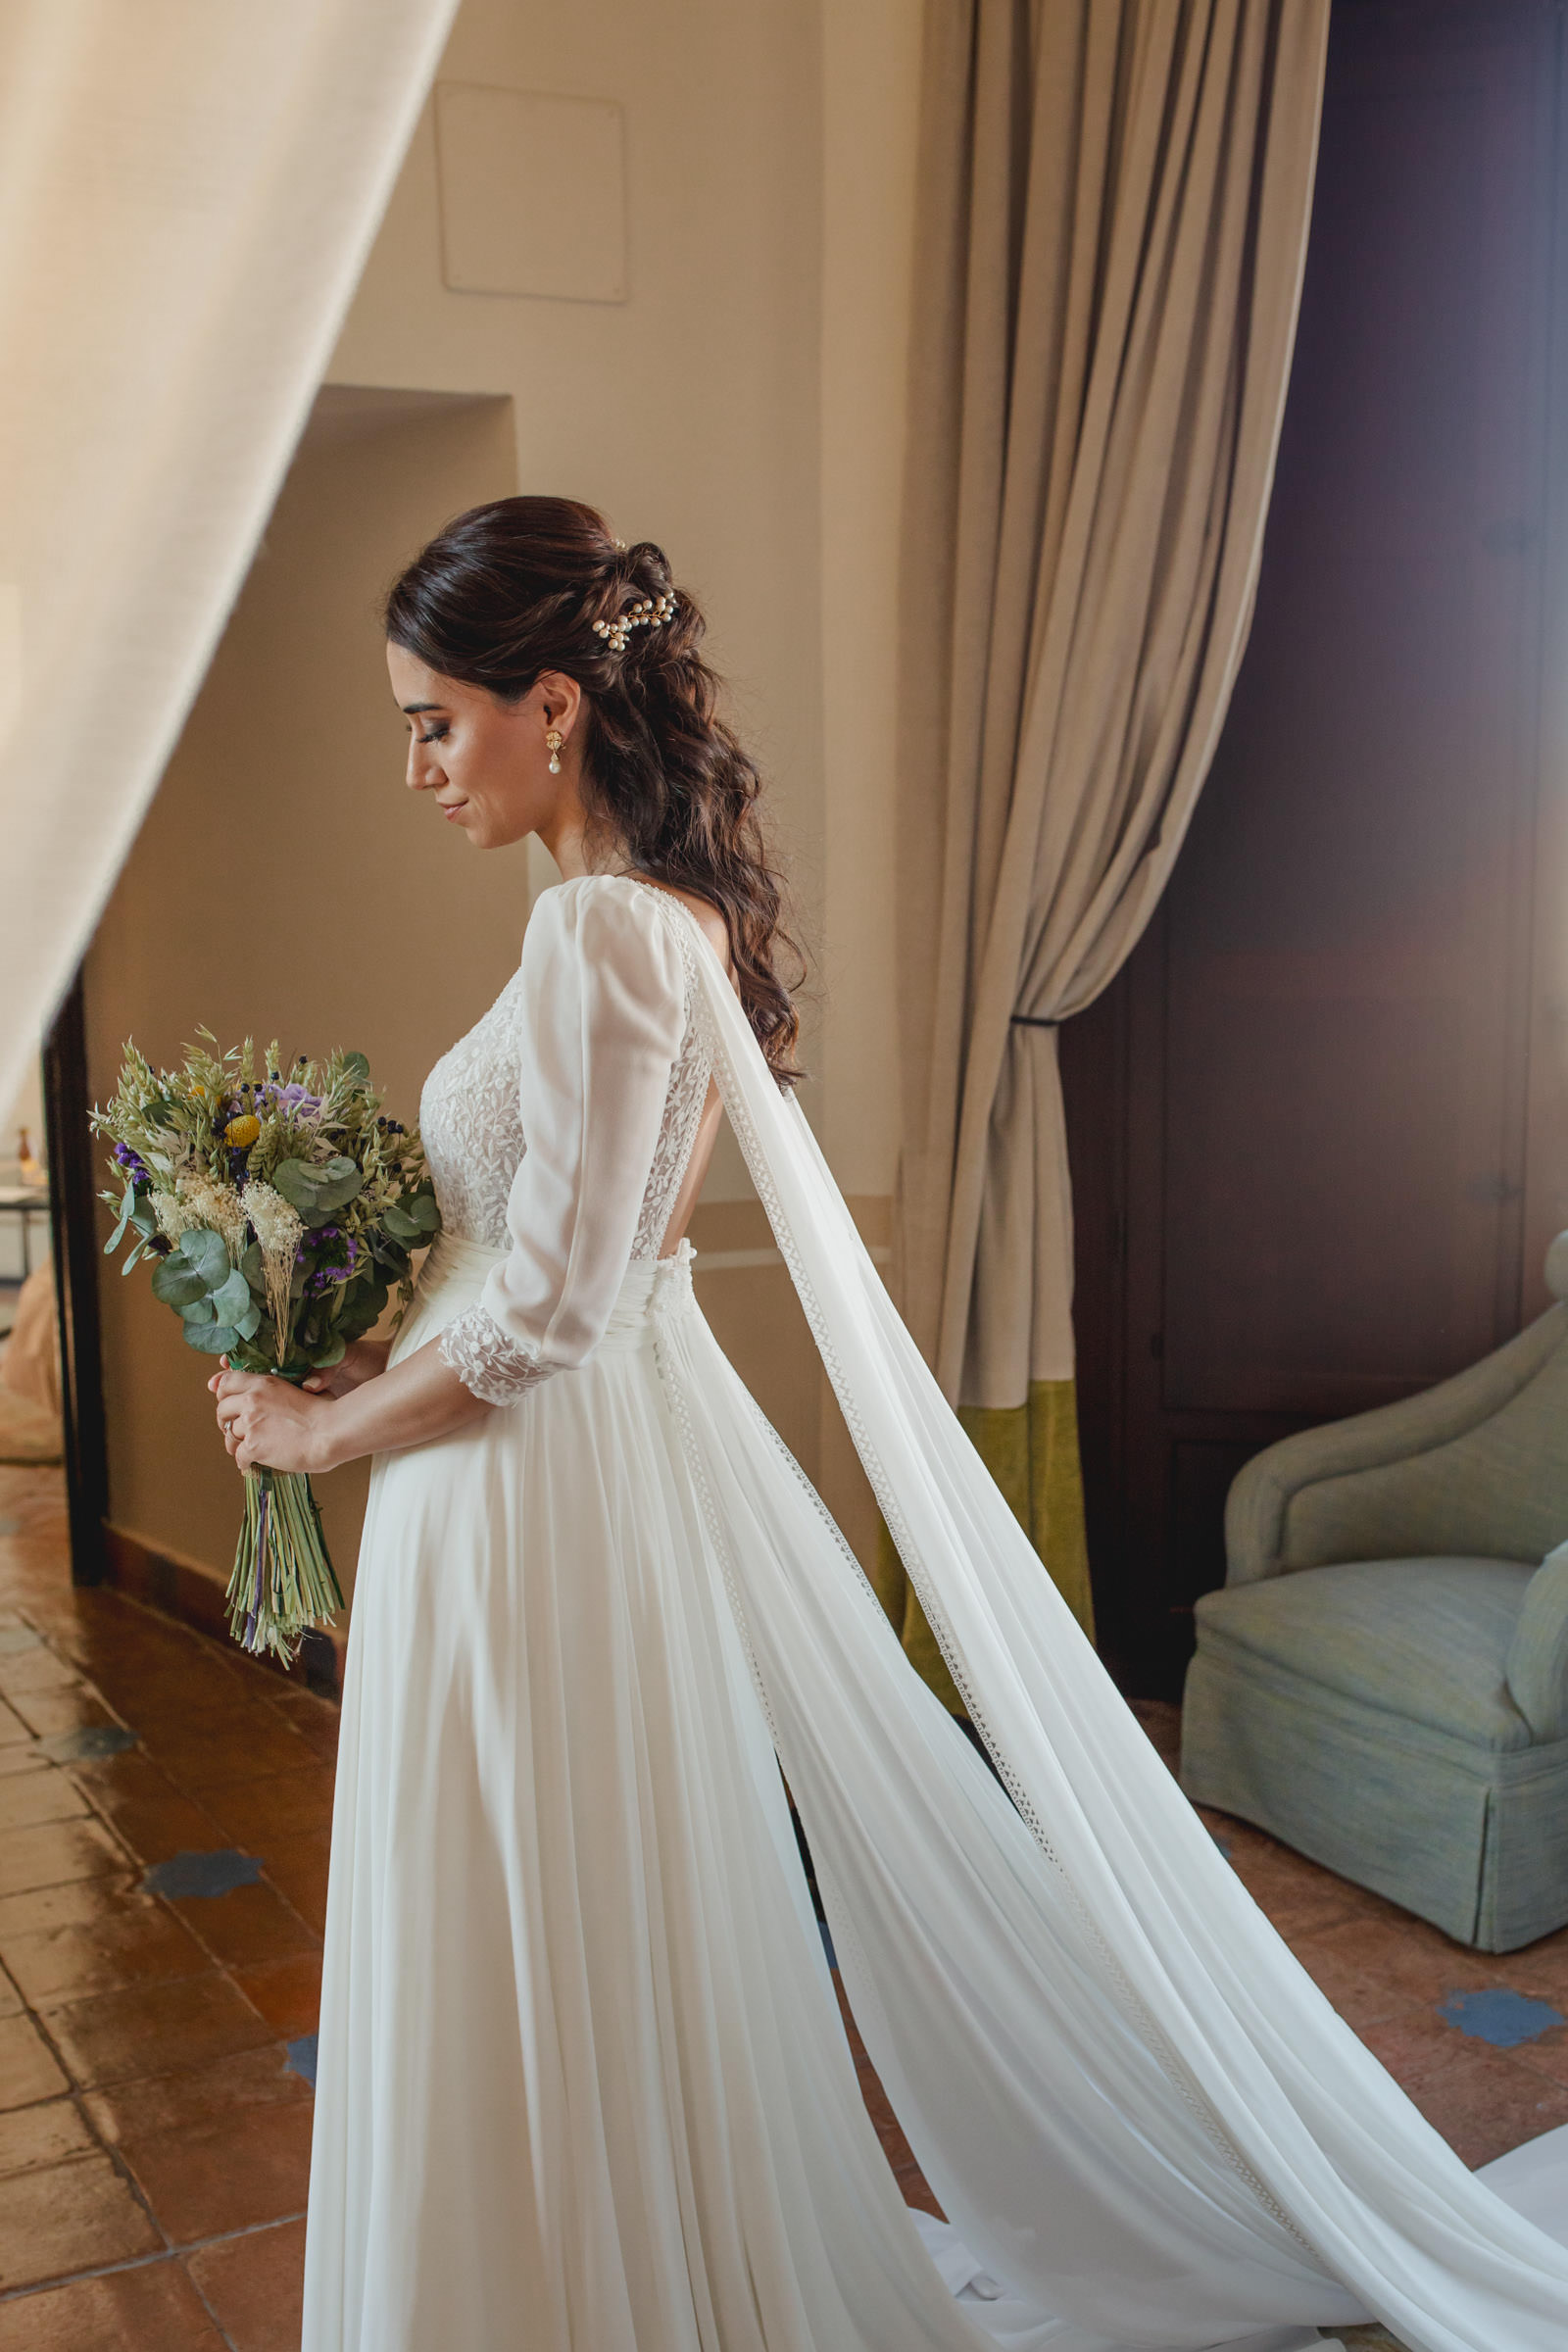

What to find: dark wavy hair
left=384, top=495, right=803, bottom=1086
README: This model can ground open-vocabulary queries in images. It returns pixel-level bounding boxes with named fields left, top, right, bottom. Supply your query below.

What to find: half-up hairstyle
left=384, top=495, right=804, bottom=1086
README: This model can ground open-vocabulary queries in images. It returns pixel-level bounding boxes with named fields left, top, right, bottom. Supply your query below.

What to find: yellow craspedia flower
left=224, top=1113, right=261, bottom=1149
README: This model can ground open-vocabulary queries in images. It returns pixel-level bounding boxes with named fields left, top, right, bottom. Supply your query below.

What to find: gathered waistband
left=412, top=1232, right=697, bottom=1354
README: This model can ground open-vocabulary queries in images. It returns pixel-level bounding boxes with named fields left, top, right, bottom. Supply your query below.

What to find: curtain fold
left=891, top=0, right=1329, bottom=1660
left=0, top=0, right=461, bottom=1120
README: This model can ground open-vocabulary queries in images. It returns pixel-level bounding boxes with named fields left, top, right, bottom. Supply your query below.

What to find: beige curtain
left=886, top=0, right=1329, bottom=1682
left=0, top=0, right=460, bottom=1122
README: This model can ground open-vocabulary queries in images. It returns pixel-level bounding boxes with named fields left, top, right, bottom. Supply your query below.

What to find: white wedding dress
left=302, top=874, right=1568, bottom=2352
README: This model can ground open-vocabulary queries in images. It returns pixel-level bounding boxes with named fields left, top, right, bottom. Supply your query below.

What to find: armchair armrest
left=1506, top=1542, right=1568, bottom=1741
left=1224, top=1306, right=1567, bottom=1585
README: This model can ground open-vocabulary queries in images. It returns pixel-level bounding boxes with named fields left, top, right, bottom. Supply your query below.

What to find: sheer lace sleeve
left=438, top=876, right=689, bottom=1404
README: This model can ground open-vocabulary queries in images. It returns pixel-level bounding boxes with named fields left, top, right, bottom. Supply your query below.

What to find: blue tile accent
left=1437, top=1986, right=1564, bottom=2048
left=41, top=1725, right=137, bottom=1763
left=141, top=1848, right=263, bottom=1900
left=287, top=2033, right=318, bottom=2087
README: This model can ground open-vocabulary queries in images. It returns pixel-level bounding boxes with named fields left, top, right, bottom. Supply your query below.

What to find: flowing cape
left=653, top=892, right=1568, bottom=2352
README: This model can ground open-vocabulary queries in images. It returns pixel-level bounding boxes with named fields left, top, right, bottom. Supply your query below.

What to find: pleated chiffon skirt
left=300, top=1235, right=991, bottom=2352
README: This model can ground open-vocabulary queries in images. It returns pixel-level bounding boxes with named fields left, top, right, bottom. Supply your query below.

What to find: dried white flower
left=153, top=1192, right=199, bottom=1246
left=241, top=1181, right=303, bottom=1361
left=176, top=1170, right=248, bottom=1264
left=241, top=1180, right=301, bottom=1258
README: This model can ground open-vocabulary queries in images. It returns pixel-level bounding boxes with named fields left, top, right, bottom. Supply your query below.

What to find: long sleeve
left=438, top=876, right=689, bottom=1404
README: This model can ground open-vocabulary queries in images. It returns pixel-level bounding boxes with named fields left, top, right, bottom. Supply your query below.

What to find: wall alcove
left=58, top=386, right=520, bottom=1615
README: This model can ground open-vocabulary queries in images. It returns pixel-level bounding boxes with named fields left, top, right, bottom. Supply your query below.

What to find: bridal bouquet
left=92, top=1032, right=440, bottom=1663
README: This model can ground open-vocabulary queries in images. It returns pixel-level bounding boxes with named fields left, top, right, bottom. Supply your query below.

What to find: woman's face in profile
left=387, top=641, right=575, bottom=854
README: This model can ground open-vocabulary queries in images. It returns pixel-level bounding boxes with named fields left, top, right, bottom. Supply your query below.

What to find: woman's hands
left=301, top=1339, right=391, bottom=1399
left=210, top=1333, right=492, bottom=1474
left=209, top=1363, right=341, bottom=1477
left=209, top=1338, right=392, bottom=1473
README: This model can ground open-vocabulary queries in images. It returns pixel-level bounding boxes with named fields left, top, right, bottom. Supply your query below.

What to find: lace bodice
left=421, top=966, right=710, bottom=1260
left=420, top=877, right=711, bottom=1403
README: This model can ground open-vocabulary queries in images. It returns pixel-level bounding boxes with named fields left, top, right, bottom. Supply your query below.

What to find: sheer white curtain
left=0, top=0, right=460, bottom=1118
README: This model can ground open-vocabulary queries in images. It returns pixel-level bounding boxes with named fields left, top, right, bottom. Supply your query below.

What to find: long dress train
left=302, top=874, right=1568, bottom=2352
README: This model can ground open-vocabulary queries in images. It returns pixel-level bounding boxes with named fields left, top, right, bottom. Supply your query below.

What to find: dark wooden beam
left=42, top=970, right=108, bottom=1586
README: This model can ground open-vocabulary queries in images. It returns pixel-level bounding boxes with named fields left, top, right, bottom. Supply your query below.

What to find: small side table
left=0, top=1187, right=51, bottom=1282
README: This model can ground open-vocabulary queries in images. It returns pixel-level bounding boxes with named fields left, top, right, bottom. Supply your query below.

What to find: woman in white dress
left=211, top=498, right=1568, bottom=2352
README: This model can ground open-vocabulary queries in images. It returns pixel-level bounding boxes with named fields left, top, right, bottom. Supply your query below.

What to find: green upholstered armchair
left=1180, top=1236, right=1568, bottom=1951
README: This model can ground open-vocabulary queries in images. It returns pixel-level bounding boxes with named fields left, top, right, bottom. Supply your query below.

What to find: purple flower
left=254, top=1075, right=321, bottom=1121
left=302, top=1227, right=361, bottom=1293
left=113, top=1142, right=150, bottom=1183
left=259, top=1080, right=320, bottom=1118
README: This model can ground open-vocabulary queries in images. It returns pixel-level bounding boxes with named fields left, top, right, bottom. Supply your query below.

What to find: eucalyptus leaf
left=306, top=1333, right=348, bottom=1370
left=184, top=1321, right=239, bottom=1355
left=152, top=1258, right=210, bottom=1309
left=128, top=1200, right=160, bottom=1240
left=363, top=1291, right=391, bottom=1338
left=233, top=1299, right=262, bottom=1343
left=272, top=1166, right=364, bottom=1223
left=210, top=1268, right=254, bottom=1326
left=177, top=1228, right=230, bottom=1289
left=341, top=1053, right=370, bottom=1084
left=382, top=1203, right=421, bottom=1244
left=303, top=1159, right=363, bottom=1216
left=178, top=1296, right=217, bottom=1326
left=106, top=1185, right=135, bottom=1253
left=410, top=1193, right=440, bottom=1234
left=240, top=1241, right=266, bottom=1293
left=350, top=1278, right=389, bottom=1330
left=270, top=1157, right=318, bottom=1209
left=273, top=1152, right=359, bottom=1206
left=122, top=1243, right=143, bottom=1275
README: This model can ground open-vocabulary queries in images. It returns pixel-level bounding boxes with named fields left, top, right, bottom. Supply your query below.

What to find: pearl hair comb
left=592, top=590, right=677, bottom=657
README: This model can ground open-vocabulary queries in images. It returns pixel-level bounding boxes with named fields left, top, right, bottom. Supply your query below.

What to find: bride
left=210, top=497, right=1568, bottom=2352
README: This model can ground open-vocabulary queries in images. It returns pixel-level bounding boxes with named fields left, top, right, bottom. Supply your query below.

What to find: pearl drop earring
left=546, top=728, right=564, bottom=776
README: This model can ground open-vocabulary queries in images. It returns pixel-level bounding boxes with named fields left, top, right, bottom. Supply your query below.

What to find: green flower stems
left=225, top=1454, right=344, bottom=1664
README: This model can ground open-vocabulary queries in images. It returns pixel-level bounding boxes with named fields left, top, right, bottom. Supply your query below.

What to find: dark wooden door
left=1064, top=0, right=1563, bottom=1697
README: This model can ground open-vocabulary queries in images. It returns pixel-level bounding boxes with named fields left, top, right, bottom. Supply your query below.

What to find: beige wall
left=818, top=0, right=920, bottom=1199
left=327, top=0, right=920, bottom=1203
left=86, top=0, right=924, bottom=1599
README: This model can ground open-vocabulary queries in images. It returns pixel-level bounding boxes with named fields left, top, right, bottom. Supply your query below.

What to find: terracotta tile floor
left=0, top=1464, right=1561, bottom=2349
left=0, top=1467, right=327, bottom=2350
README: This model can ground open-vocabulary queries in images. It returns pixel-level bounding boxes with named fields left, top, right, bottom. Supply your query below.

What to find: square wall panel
left=434, top=84, right=627, bottom=304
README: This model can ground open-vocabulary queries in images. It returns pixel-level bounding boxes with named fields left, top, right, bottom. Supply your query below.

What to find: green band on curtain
left=875, top=1379, right=1095, bottom=1713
